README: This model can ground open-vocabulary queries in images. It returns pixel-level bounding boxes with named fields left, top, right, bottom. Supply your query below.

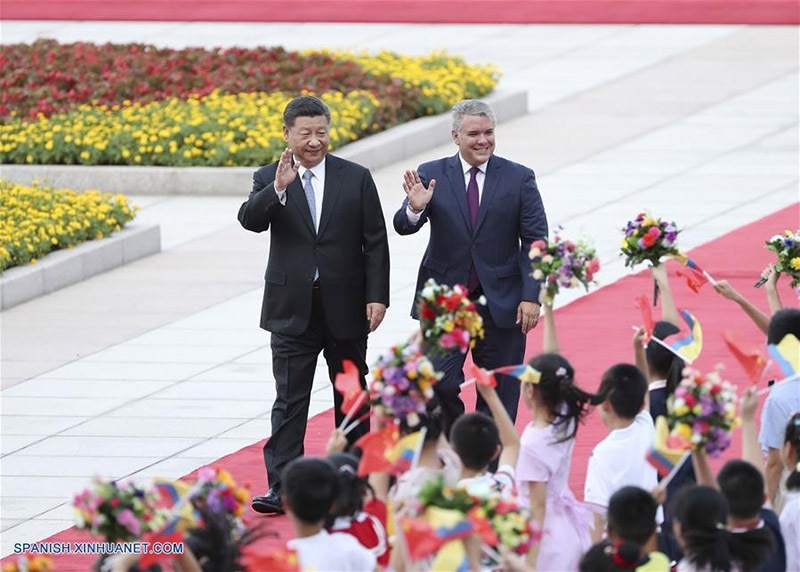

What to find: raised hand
left=402, top=169, right=435, bottom=213
left=275, top=148, right=299, bottom=191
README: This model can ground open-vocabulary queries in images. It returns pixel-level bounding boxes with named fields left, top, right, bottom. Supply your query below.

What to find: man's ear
left=451, top=130, right=459, bottom=145
left=283, top=124, right=290, bottom=141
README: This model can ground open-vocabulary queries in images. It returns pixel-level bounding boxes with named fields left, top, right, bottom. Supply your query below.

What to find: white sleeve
left=584, top=449, right=611, bottom=508
left=351, top=545, right=378, bottom=571
left=275, top=187, right=287, bottom=206
left=495, top=465, right=516, bottom=497
left=406, top=204, right=424, bottom=224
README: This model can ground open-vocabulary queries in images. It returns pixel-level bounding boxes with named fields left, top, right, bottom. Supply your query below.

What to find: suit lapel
left=317, top=155, right=343, bottom=238
left=287, top=171, right=316, bottom=237
left=474, top=156, right=500, bottom=235
left=444, top=154, right=472, bottom=234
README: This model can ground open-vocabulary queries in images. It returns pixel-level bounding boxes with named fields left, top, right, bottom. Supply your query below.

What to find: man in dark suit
left=238, top=95, right=390, bottom=514
left=394, top=99, right=547, bottom=433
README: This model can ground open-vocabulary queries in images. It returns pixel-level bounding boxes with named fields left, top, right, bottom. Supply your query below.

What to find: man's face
left=453, top=114, right=495, bottom=166
left=284, top=115, right=329, bottom=168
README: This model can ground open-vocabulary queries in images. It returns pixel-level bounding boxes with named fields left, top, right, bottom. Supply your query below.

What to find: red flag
left=355, top=424, right=399, bottom=476
left=241, top=546, right=301, bottom=572
left=467, top=361, right=497, bottom=388
left=675, top=266, right=709, bottom=294
left=722, top=330, right=768, bottom=384
left=634, top=295, right=654, bottom=340
left=399, top=517, right=444, bottom=560
left=335, top=359, right=364, bottom=415
left=138, top=530, right=184, bottom=569
left=468, top=506, right=499, bottom=546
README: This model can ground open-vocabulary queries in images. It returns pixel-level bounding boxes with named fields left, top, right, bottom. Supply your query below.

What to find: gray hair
left=451, top=100, right=496, bottom=132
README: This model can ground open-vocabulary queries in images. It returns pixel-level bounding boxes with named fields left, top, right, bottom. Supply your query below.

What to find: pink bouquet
left=417, top=279, right=485, bottom=355
left=529, top=230, right=599, bottom=304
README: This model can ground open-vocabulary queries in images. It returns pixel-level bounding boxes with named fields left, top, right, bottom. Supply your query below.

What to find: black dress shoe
left=252, top=490, right=284, bottom=515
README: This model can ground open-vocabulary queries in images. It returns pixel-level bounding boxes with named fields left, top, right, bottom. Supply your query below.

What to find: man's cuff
left=275, top=187, right=287, bottom=206
left=406, top=205, right=424, bottom=224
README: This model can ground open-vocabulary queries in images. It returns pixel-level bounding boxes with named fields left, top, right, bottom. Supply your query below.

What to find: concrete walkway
left=0, top=22, right=798, bottom=556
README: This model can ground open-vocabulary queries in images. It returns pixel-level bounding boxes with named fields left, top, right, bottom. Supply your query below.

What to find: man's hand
left=366, top=302, right=386, bottom=332
left=516, top=301, right=540, bottom=334
left=275, top=148, right=299, bottom=190
left=402, top=170, right=435, bottom=213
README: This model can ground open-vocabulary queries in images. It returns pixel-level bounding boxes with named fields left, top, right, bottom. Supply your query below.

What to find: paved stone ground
left=0, top=21, right=798, bottom=555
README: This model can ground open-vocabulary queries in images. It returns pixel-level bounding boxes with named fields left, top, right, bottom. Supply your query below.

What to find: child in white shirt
left=585, top=363, right=659, bottom=539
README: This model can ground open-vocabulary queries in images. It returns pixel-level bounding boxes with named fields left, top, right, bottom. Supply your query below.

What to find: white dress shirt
left=406, top=153, right=489, bottom=224
left=275, top=156, right=326, bottom=231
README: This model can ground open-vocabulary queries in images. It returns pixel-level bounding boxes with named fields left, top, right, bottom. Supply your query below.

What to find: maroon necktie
left=467, top=166, right=480, bottom=292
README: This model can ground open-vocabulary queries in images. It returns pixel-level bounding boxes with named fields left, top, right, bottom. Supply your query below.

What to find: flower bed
left=0, top=181, right=138, bottom=271
left=0, top=41, right=499, bottom=167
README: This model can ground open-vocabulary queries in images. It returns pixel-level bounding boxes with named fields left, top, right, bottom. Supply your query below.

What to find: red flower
left=642, top=234, right=656, bottom=248
left=647, top=226, right=661, bottom=238
left=587, top=258, right=600, bottom=274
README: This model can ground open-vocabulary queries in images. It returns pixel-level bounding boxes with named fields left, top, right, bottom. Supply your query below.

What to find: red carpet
left=2, top=0, right=798, bottom=24
left=11, top=202, right=799, bottom=570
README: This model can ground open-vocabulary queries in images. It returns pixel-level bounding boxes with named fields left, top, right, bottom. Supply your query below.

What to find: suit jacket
left=393, top=153, right=547, bottom=329
left=238, top=154, right=390, bottom=339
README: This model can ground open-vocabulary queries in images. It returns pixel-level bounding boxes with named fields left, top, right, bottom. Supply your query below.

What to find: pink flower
left=647, top=226, right=661, bottom=238
left=117, top=508, right=141, bottom=535
left=531, top=240, right=547, bottom=249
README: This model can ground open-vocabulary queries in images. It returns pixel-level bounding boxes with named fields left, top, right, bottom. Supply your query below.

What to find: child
left=672, top=486, right=773, bottom=572
left=452, top=380, right=519, bottom=498
left=326, top=453, right=390, bottom=567
left=516, top=353, right=602, bottom=570
left=283, top=458, right=377, bottom=572
left=579, top=486, right=670, bottom=572
left=585, top=363, right=660, bottom=539
left=779, top=414, right=800, bottom=570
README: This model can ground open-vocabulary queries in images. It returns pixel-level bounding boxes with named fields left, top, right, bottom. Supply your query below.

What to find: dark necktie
left=466, top=166, right=480, bottom=292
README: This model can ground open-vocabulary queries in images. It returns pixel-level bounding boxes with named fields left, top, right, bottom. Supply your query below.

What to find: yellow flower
left=675, top=423, right=693, bottom=441
left=791, top=257, right=800, bottom=270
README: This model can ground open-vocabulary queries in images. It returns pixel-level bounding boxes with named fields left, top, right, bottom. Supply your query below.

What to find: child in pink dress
left=516, top=353, right=602, bottom=571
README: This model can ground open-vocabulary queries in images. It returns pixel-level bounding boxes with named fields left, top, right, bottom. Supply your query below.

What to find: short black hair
left=767, top=308, right=800, bottom=345
left=579, top=540, right=641, bottom=572
left=283, top=95, right=331, bottom=128
left=607, top=486, right=658, bottom=546
left=717, top=460, right=764, bottom=519
left=450, top=412, right=499, bottom=471
left=282, top=457, right=339, bottom=524
left=598, top=364, right=647, bottom=419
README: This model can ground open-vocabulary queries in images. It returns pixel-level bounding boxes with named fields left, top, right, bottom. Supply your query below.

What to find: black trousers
left=431, top=293, right=526, bottom=439
left=263, top=287, right=369, bottom=494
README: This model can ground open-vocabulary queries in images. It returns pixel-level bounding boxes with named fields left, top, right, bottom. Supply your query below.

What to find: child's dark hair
left=527, top=353, right=603, bottom=442
left=450, top=412, right=499, bottom=470
left=607, top=486, right=658, bottom=546
left=326, top=453, right=374, bottom=526
left=674, top=486, right=773, bottom=572
left=767, top=308, right=800, bottom=345
left=645, top=321, right=685, bottom=395
left=717, top=460, right=765, bottom=519
left=598, top=364, right=648, bottom=419
left=283, top=457, right=339, bottom=524
left=579, top=540, right=641, bottom=571
left=784, top=413, right=800, bottom=491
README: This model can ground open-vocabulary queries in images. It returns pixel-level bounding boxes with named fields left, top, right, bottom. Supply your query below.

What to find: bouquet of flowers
left=370, top=342, right=442, bottom=426
left=755, top=230, right=800, bottom=289
left=73, top=477, right=166, bottom=542
left=666, top=367, right=739, bottom=458
left=620, top=213, right=680, bottom=268
left=529, top=231, right=600, bottom=304
left=193, top=467, right=250, bottom=521
left=474, top=495, right=541, bottom=562
left=417, top=279, right=485, bottom=355
left=1, top=555, right=53, bottom=572
left=417, top=476, right=477, bottom=514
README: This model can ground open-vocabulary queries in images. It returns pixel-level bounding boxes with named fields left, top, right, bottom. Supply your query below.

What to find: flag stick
left=339, top=391, right=368, bottom=431
left=481, top=544, right=503, bottom=566
left=660, top=451, right=691, bottom=489
left=342, top=412, right=371, bottom=436
left=645, top=330, right=692, bottom=365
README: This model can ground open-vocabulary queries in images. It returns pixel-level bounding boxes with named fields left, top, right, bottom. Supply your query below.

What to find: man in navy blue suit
left=394, top=99, right=548, bottom=432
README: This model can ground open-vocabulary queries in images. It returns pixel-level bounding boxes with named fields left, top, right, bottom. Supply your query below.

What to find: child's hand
left=408, top=328, right=423, bottom=346
left=713, top=280, right=741, bottom=302
left=740, top=387, right=759, bottom=422
left=633, top=326, right=648, bottom=347
left=326, top=429, right=348, bottom=456
left=650, top=263, right=668, bottom=284
left=651, top=485, right=667, bottom=506
left=763, top=264, right=780, bottom=291
left=498, top=546, right=528, bottom=572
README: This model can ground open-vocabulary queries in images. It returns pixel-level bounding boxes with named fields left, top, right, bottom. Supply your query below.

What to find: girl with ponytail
left=516, top=353, right=603, bottom=571
left=673, top=486, right=773, bottom=572
left=780, top=413, right=800, bottom=570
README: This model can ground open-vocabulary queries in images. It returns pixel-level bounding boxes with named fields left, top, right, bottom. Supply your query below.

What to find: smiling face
left=453, top=114, right=495, bottom=166
left=284, top=115, right=329, bottom=168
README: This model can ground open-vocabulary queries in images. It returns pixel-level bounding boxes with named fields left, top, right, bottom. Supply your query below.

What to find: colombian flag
left=646, top=416, right=690, bottom=475
left=768, top=333, right=800, bottom=378
left=670, top=309, right=703, bottom=363
left=388, top=430, right=425, bottom=475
